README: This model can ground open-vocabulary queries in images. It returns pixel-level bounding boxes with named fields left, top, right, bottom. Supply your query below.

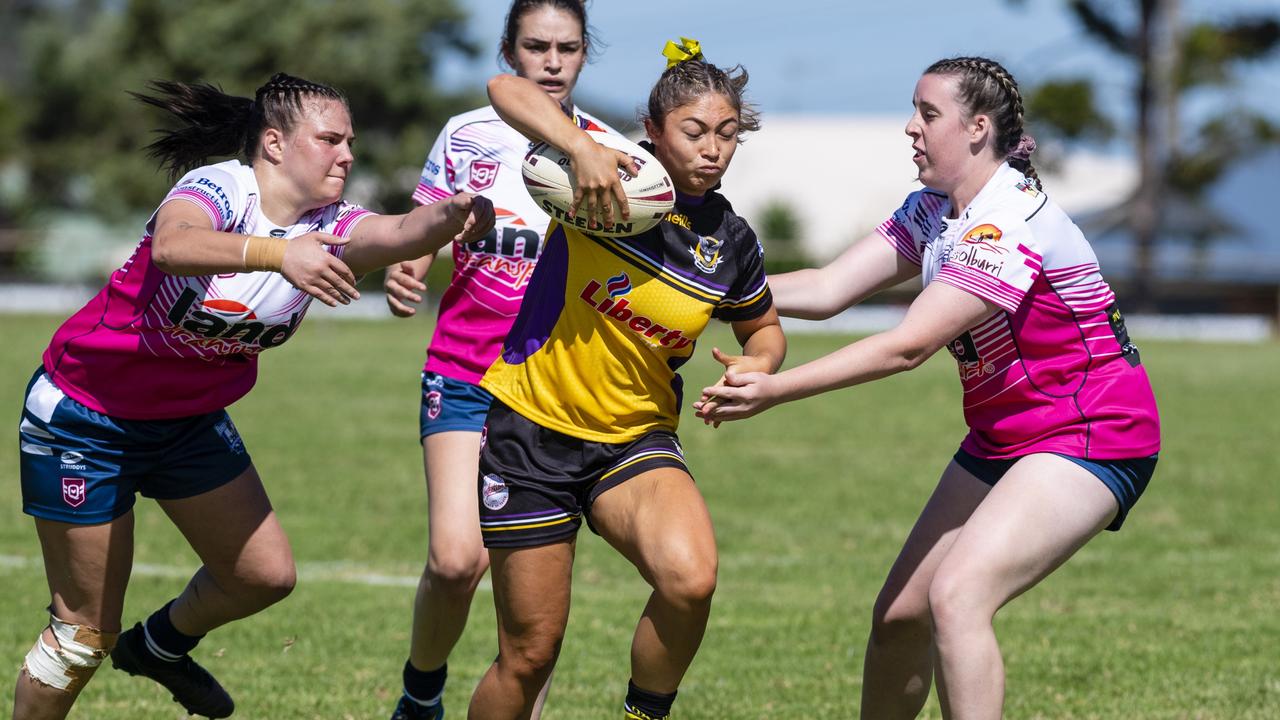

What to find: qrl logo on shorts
left=62, top=478, right=86, bottom=508
left=482, top=473, right=509, bottom=510
left=426, top=391, right=443, bottom=420
left=468, top=161, right=500, bottom=191
left=214, top=419, right=246, bottom=455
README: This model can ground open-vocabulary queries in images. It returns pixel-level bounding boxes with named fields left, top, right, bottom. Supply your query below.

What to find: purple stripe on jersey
left=720, top=274, right=769, bottom=308
left=484, top=509, right=572, bottom=521
left=607, top=236, right=732, bottom=293
left=168, top=190, right=224, bottom=229
left=501, top=225, right=569, bottom=365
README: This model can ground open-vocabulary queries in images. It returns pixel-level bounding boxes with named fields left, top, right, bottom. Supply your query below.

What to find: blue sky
left=438, top=0, right=1280, bottom=130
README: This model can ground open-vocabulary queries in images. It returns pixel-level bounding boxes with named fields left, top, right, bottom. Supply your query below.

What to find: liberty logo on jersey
left=166, top=287, right=302, bottom=352
left=469, top=161, right=500, bottom=191
left=579, top=275, right=693, bottom=349
left=605, top=272, right=632, bottom=298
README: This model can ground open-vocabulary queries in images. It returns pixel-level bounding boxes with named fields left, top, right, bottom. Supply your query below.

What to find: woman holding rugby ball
left=12, top=73, right=492, bottom=720
left=381, top=3, right=616, bottom=718
left=695, top=56, right=1160, bottom=719
left=468, top=39, right=786, bottom=720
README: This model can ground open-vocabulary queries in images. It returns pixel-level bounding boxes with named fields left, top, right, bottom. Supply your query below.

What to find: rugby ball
left=522, top=131, right=675, bottom=237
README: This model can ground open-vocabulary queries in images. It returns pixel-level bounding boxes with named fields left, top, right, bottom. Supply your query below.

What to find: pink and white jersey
left=878, top=164, right=1160, bottom=459
left=43, top=160, right=372, bottom=420
left=413, top=104, right=615, bottom=384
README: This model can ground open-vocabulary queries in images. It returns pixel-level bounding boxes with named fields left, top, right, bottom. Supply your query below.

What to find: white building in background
left=719, top=115, right=1138, bottom=260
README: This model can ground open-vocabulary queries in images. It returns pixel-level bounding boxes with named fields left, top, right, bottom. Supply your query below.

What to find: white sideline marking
left=0, top=554, right=491, bottom=591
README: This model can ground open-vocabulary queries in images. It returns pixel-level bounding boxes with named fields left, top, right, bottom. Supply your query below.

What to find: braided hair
left=132, top=73, right=349, bottom=179
left=924, top=56, right=1041, bottom=190
left=643, top=57, right=761, bottom=142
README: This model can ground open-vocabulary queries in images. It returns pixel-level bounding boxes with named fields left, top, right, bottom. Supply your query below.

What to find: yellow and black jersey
left=481, top=191, right=773, bottom=443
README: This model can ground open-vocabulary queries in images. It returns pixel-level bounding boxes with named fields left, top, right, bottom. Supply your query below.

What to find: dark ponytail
left=924, top=56, right=1042, bottom=190
left=132, top=73, right=348, bottom=179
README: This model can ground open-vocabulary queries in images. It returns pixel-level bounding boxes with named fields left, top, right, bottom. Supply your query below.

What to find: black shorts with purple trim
left=477, top=401, right=689, bottom=549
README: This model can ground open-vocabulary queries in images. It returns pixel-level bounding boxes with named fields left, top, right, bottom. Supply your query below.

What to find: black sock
left=402, top=660, right=447, bottom=705
left=625, top=679, right=677, bottom=718
left=141, top=599, right=203, bottom=661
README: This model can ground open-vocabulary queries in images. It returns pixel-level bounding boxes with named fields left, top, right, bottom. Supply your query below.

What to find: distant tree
left=756, top=199, right=810, bottom=274
left=8, top=0, right=483, bottom=223
left=1013, top=0, right=1280, bottom=307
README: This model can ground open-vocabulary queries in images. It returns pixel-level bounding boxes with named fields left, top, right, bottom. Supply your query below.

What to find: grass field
left=1, top=312, right=1278, bottom=719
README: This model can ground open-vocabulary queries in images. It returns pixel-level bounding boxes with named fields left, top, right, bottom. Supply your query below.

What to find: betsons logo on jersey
left=165, top=287, right=302, bottom=352
left=579, top=272, right=692, bottom=349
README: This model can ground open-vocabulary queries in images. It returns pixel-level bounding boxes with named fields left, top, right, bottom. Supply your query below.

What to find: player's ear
left=969, top=113, right=992, bottom=147
left=260, top=127, right=286, bottom=164
left=643, top=117, right=661, bottom=143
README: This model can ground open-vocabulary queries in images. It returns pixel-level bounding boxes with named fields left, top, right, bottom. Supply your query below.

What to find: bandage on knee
left=23, top=615, right=119, bottom=693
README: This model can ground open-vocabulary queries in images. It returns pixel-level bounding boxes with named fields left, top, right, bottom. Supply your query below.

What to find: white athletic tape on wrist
left=22, top=615, right=117, bottom=692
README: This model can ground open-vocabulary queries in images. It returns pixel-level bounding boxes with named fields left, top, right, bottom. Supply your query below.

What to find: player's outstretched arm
left=487, top=73, right=636, bottom=226
left=769, top=230, right=920, bottom=320
left=342, top=193, right=495, bottom=277
left=695, top=282, right=995, bottom=422
left=151, top=199, right=360, bottom=307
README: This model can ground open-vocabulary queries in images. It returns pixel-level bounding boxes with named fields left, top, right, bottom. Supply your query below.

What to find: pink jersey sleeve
left=934, top=214, right=1042, bottom=315
left=159, top=166, right=242, bottom=231
left=877, top=190, right=948, bottom=266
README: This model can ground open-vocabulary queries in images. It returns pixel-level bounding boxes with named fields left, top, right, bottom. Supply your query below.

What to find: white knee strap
left=23, top=615, right=118, bottom=692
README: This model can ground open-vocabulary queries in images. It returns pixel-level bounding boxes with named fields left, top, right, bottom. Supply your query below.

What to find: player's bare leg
left=592, top=467, right=718, bottom=718
left=861, top=462, right=988, bottom=719
left=106, top=465, right=293, bottom=719
left=929, top=454, right=1117, bottom=720
left=159, top=466, right=296, bottom=633
left=469, top=541, right=575, bottom=720
left=13, top=515, right=133, bottom=720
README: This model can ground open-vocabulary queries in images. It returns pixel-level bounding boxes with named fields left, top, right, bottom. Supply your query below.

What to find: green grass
left=1, top=313, right=1277, bottom=719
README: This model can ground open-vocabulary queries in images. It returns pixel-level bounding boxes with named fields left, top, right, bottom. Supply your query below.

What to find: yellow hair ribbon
left=662, top=37, right=703, bottom=68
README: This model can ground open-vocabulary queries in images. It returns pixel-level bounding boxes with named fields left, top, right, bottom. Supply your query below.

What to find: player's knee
left=926, top=566, right=990, bottom=636
left=241, top=560, right=297, bottom=607
left=426, top=549, right=488, bottom=596
left=869, top=590, right=931, bottom=647
left=22, top=615, right=119, bottom=694
left=500, top=630, right=563, bottom=685
left=653, top=554, right=718, bottom=609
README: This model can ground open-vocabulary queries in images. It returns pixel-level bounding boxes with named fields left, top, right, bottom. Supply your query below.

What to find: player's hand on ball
left=384, top=261, right=426, bottom=317
left=282, top=231, right=360, bottom=307
left=448, top=192, right=495, bottom=243
left=568, top=137, right=638, bottom=229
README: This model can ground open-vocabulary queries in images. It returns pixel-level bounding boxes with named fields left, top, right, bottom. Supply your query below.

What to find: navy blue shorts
left=419, top=372, right=493, bottom=438
left=477, top=401, right=690, bottom=549
left=953, top=448, right=1157, bottom=531
left=18, top=369, right=253, bottom=525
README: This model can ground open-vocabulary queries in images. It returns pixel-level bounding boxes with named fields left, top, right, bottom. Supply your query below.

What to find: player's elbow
left=149, top=231, right=182, bottom=274
left=885, top=330, right=939, bottom=372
